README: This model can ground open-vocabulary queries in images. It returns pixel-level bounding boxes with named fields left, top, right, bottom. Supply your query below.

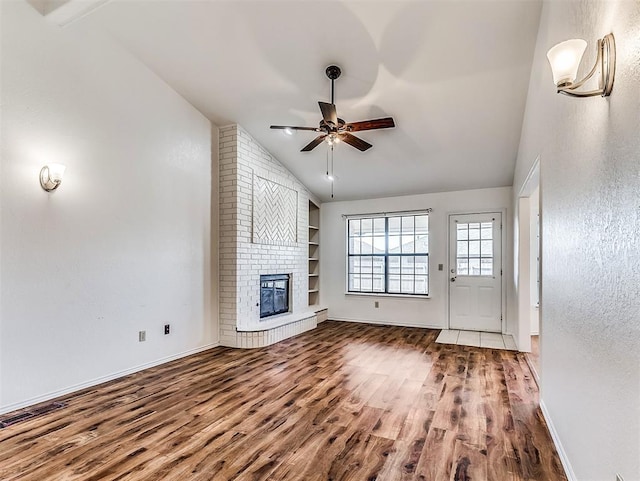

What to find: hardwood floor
left=0, top=321, right=566, bottom=480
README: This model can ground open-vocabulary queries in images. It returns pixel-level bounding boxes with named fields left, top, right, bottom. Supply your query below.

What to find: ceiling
left=75, top=0, right=542, bottom=202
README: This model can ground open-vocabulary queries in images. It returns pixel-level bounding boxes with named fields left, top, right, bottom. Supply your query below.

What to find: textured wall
left=513, top=1, right=640, bottom=479
left=0, top=1, right=216, bottom=411
left=218, top=125, right=315, bottom=347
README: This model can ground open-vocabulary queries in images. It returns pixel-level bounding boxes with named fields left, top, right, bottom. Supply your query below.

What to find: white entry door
left=449, top=213, right=502, bottom=332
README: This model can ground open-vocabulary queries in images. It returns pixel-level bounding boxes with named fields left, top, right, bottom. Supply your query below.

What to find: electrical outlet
left=164, top=324, right=170, bottom=335
left=438, top=263, right=444, bottom=271
left=374, top=301, right=379, bottom=308
left=138, top=330, right=146, bottom=342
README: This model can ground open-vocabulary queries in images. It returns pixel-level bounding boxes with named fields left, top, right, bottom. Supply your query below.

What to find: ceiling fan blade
left=346, top=117, right=396, bottom=132
left=339, top=133, right=373, bottom=152
left=301, top=135, right=327, bottom=152
left=318, top=102, right=338, bottom=126
left=270, top=125, right=320, bottom=131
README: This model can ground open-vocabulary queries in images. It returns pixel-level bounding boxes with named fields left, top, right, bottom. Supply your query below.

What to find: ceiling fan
left=270, top=65, right=396, bottom=152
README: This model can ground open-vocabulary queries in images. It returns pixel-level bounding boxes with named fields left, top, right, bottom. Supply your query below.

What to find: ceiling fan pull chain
left=330, top=144, right=335, bottom=199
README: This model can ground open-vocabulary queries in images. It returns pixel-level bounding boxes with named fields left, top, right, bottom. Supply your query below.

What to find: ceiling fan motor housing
left=326, top=65, right=341, bottom=80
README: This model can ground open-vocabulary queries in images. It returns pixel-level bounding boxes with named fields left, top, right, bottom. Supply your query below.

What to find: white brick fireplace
left=218, top=125, right=319, bottom=348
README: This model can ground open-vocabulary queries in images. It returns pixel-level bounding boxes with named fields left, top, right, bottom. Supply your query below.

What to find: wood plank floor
left=0, top=321, right=566, bottom=480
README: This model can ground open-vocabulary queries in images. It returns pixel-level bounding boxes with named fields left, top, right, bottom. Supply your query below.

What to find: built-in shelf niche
left=308, top=200, right=320, bottom=306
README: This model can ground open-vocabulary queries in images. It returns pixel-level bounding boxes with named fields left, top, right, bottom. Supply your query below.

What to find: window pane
left=388, top=235, right=401, bottom=253
left=373, top=218, right=385, bottom=235
left=457, top=224, right=468, bottom=240
left=480, top=240, right=493, bottom=257
left=469, top=240, right=480, bottom=256
left=361, top=256, right=373, bottom=273
left=372, top=274, right=385, bottom=292
left=349, top=237, right=360, bottom=255
left=457, top=241, right=468, bottom=256
left=415, top=275, right=428, bottom=295
left=361, top=275, right=373, bottom=291
left=415, top=234, right=428, bottom=254
left=402, top=216, right=414, bottom=234
left=401, top=235, right=414, bottom=253
left=349, top=274, right=360, bottom=291
left=469, top=224, right=480, bottom=240
left=348, top=257, right=360, bottom=274
left=401, top=256, right=414, bottom=274
left=373, top=236, right=386, bottom=254
left=415, top=256, right=428, bottom=274
left=415, top=215, right=428, bottom=234
left=361, top=218, right=373, bottom=236
left=481, top=258, right=493, bottom=276
left=401, top=276, right=414, bottom=293
left=481, top=225, right=493, bottom=239
left=469, top=258, right=481, bottom=275
left=349, top=219, right=360, bottom=236
left=457, top=259, right=469, bottom=275
left=361, top=236, right=373, bottom=254
left=372, top=256, right=385, bottom=274
left=388, top=217, right=401, bottom=235
left=388, top=256, right=400, bottom=274
left=388, top=275, right=401, bottom=292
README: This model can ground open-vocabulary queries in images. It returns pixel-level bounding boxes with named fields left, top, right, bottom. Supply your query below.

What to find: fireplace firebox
left=260, top=274, right=290, bottom=319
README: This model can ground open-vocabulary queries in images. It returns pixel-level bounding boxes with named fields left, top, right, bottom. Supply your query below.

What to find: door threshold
left=436, top=329, right=517, bottom=351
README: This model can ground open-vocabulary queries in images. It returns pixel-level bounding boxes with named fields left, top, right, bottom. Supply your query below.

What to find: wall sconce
left=546, top=33, right=615, bottom=97
left=39, top=163, right=66, bottom=192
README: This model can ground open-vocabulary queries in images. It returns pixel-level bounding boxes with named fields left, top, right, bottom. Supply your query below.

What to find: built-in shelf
left=308, top=200, right=320, bottom=307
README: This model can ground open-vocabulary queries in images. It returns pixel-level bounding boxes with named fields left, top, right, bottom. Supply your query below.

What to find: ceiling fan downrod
left=325, top=65, right=341, bottom=105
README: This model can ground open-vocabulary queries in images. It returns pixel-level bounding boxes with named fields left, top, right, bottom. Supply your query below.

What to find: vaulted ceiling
left=73, top=0, right=542, bottom=201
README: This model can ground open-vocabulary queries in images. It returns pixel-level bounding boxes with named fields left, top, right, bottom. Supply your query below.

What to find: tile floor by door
left=436, top=329, right=517, bottom=350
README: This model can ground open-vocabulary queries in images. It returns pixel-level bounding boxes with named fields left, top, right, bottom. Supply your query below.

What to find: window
left=455, top=221, right=494, bottom=276
left=347, top=213, right=429, bottom=295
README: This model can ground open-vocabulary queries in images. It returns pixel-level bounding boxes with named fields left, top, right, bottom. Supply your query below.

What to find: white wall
left=0, top=1, right=217, bottom=412
left=513, top=1, right=640, bottom=479
left=321, top=187, right=515, bottom=332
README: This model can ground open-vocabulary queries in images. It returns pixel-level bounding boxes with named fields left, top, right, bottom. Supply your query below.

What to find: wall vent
left=0, top=402, right=67, bottom=428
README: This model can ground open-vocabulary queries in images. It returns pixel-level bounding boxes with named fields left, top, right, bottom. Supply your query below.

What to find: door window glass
left=456, top=221, right=494, bottom=276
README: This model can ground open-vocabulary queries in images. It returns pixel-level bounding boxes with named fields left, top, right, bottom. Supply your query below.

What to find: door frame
left=516, top=157, right=541, bottom=354
left=446, top=208, right=508, bottom=334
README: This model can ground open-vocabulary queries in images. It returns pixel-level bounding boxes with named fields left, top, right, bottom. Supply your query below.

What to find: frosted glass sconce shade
left=546, top=39, right=587, bottom=86
left=40, top=163, right=66, bottom=191
left=546, top=34, right=615, bottom=98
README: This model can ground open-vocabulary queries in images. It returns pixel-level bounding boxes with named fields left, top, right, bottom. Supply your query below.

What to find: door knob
left=451, top=277, right=456, bottom=282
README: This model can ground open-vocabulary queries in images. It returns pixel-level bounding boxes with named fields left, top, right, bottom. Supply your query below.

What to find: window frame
left=346, top=213, right=430, bottom=297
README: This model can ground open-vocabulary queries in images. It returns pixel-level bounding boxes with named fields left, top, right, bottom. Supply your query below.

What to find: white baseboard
left=329, top=316, right=445, bottom=330
left=0, top=342, right=220, bottom=415
left=539, top=399, right=577, bottom=481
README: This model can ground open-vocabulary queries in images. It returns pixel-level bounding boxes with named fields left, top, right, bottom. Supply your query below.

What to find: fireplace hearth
left=260, top=274, right=290, bottom=319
